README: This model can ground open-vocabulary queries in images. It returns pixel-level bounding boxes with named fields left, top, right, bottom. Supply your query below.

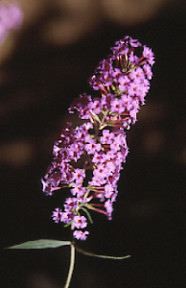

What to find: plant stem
left=64, top=243, right=75, bottom=288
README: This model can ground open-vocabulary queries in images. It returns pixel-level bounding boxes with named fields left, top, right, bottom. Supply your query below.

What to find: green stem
left=64, top=243, right=75, bottom=288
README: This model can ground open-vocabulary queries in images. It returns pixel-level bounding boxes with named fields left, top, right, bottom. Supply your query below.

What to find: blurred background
left=0, top=0, right=185, bottom=287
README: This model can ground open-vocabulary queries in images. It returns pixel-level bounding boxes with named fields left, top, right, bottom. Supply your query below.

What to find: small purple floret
left=73, top=230, right=89, bottom=240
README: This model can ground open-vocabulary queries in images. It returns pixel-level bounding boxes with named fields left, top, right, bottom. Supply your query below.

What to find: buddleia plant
left=8, top=35, right=155, bottom=288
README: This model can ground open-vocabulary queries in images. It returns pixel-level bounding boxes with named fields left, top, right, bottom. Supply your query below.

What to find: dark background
left=0, top=0, right=185, bottom=287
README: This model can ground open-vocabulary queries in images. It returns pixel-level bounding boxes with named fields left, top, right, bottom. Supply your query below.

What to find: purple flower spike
left=42, top=36, right=155, bottom=240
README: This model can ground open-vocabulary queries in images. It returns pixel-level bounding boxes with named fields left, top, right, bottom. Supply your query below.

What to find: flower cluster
left=42, top=36, right=155, bottom=240
left=0, top=2, right=23, bottom=43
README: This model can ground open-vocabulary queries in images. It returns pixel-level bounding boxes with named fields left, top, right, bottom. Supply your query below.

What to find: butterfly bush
left=42, top=36, right=155, bottom=240
left=0, top=2, right=22, bottom=43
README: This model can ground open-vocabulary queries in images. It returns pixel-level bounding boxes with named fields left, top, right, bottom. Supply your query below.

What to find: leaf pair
left=7, top=239, right=131, bottom=261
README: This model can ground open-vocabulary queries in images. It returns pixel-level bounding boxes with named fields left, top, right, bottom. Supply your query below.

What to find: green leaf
left=86, top=253, right=131, bottom=260
left=75, top=246, right=131, bottom=260
left=6, top=239, right=71, bottom=250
